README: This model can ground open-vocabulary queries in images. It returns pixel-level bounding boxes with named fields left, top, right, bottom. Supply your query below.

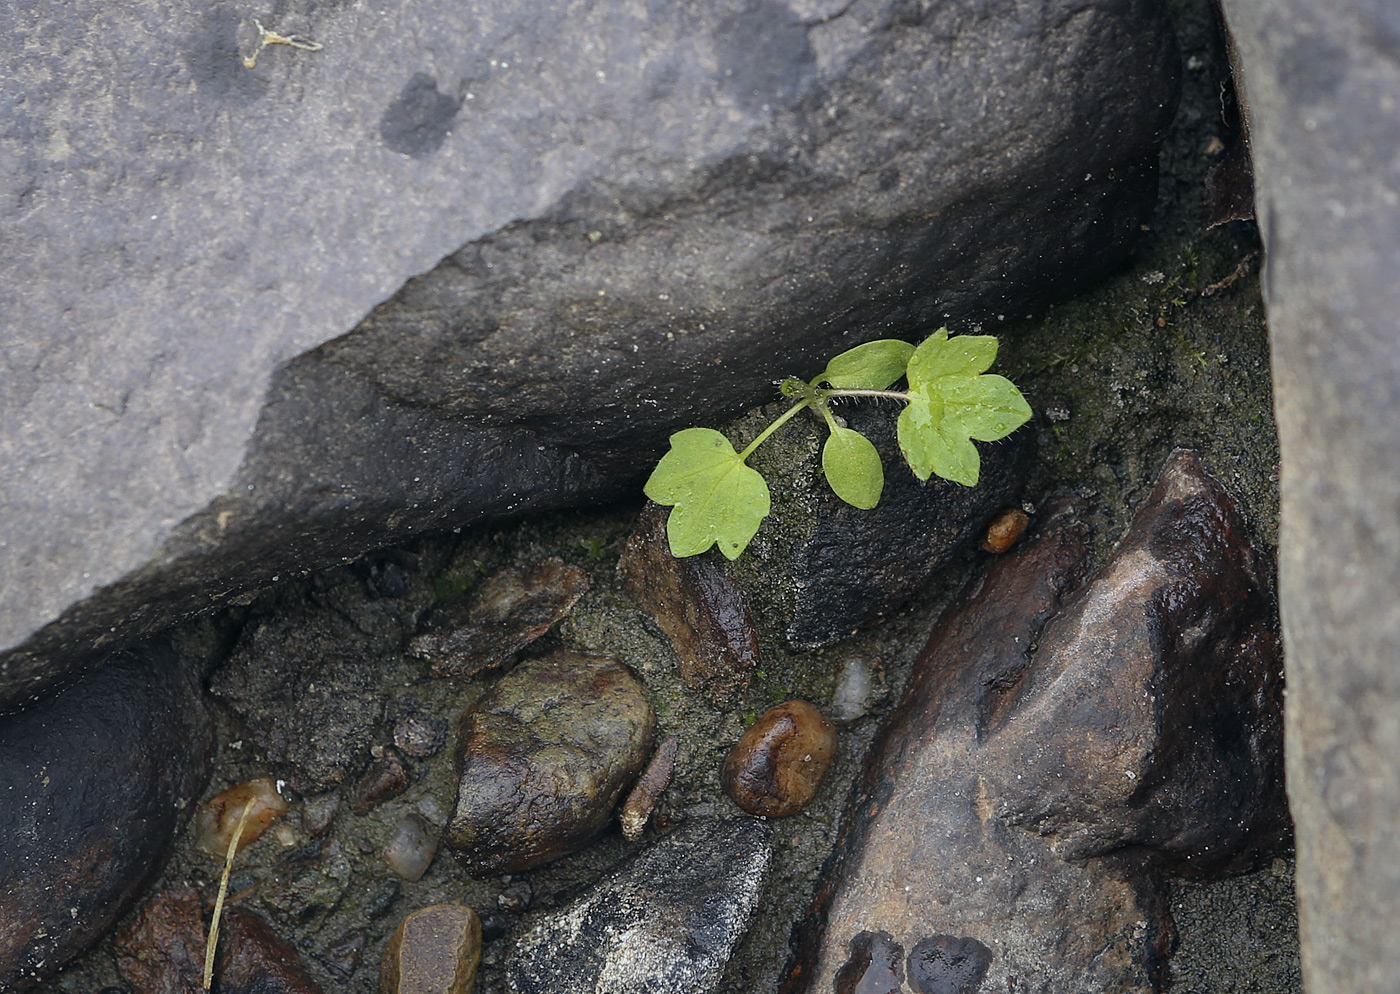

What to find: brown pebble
left=980, top=508, right=1030, bottom=553
left=352, top=747, right=410, bottom=814
left=620, top=735, right=679, bottom=841
left=301, top=793, right=341, bottom=837
left=194, top=777, right=290, bottom=857
left=721, top=700, right=837, bottom=818
left=381, top=904, right=482, bottom=994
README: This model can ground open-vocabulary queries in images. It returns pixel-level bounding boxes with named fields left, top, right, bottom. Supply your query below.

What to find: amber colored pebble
left=980, top=508, right=1030, bottom=554
left=721, top=700, right=837, bottom=818
left=194, top=776, right=290, bottom=857
left=381, top=904, right=482, bottom=994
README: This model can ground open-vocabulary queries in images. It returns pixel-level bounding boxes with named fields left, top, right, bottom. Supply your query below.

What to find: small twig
left=203, top=800, right=256, bottom=990
left=243, top=18, right=323, bottom=69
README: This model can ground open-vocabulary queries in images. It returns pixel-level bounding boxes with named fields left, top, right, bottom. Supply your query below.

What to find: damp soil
left=38, top=0, right=1298, bottom=989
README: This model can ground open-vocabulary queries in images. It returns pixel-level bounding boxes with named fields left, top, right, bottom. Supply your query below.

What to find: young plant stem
left=738, top=399, right=811, bottom=461
left=822, top=388, right=910, bottom=402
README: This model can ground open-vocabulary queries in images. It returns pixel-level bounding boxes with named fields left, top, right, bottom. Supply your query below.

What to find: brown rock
left=620, top=735, right=679, bottom=841
left=194, top=777, right=290, bottom=857
left=218, top=907, right=325, bottom=994
left=784, top=452, right=1286, bottom=994
left=351, top=747, right=410, bottom=814
left=445, top=650, right=656, bottom=875
left=722, top=700, right=837, bottom=818
left=381, top=904, right=482, bottom=994
left=410, top=559, right=590, bottom=678
left=619, top=503, right=760, bottom=707
left=111, top=882, right=206, bottom=994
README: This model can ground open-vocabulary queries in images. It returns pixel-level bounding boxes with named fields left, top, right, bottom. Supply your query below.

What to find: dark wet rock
left=257, top=841, right=354, bottom=929
left=111, top=882, right=206, bottom=994
left=1, top=0, right=1180, bottom=713
left=410, top=560, right=590, bottom=678
left=365, top=880, right=403, bottom=922
left=784, top=452, right=1285, bottom=993
left=619, top=504, right=761, bottom=707
left=0, top=643, right=213, bottom=993
left=217, top=907, right=325, bottom=994
left=506, top=817, right=773, bottom=994
left=1220, top=0, right=1400, bottom=985
left=722, top=700, right=837, bottom=818
left=735, top=405, right=1036, bottom=650
left=620, top=734, right=680, bottom=841
left=446, top=651, right=656, bottom=875
left=393, top=709, right=448, bottom=759
left=381, top=904, right=482, bottom=994
left=833, top=931, right=905, bottom=994
left=351, top=746, right=411, bottom=814
left=208, top=605, right=393, bottom=791
left=194, top=776, right=290, bottom=857
left=497, top=879, right=533, bottom=913
left=383, top=813, right=440, bottom=883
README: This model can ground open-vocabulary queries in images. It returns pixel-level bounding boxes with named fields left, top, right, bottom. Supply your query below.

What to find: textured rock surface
left=0, top=643, right=213, bottom=992
left=0, top=0, right=1180, bottom=709
left=620, top=504, right=761, bottom=707
left=732, top=404, right=1036, bottom=649
left=446, top=651, right=656, bottom=875
left=784, top=453, right=1286, bottom=993
left=505, top=817, right=773, bottom=994
left=1218, top=0, right=1400, bottom=987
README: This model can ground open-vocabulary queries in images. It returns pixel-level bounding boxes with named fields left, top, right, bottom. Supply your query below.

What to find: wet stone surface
left=722, top=700, right=838, bottom=819
left=381, top=904, right=482, bottom=994
left=110, top=882, right=206, bottom=994
left=218, top=906, right=326, bottom=994
left=619, top=503, right=761, bottom=708
left=784, top=453, right=1286, bottom=993
left=505, top=817, right=774, bottom=994
left=410, top=560, right=590, bottom=678
left=446, top=650, right=656, bottom=875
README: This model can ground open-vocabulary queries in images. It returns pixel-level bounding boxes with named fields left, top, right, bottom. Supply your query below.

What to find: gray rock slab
left=1219, top=0, right=1400, bottom=988
left=505, top=817, right=773, bottom=994
left=0, top=0, right=1179, bottom=709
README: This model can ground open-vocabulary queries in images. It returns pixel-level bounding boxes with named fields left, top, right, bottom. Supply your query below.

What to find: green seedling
left=644, top=328, right=1032, bottom=559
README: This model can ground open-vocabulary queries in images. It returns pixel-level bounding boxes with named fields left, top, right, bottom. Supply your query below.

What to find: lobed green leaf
left=905, top=327, right=999, bottom=385
left=819, top=339, right=916, bottom=390
left=822, top=425, right=884, bottom=509
left=644, top=427, right=772, bottom=559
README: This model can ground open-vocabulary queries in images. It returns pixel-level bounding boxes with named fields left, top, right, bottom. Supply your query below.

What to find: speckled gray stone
left=506, top=817, right=773, bottom=994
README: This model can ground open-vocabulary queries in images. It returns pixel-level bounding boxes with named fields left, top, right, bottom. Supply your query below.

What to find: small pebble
left=383, top=813, right=440, bottom=882
left=352, top=746, right=410, bottom=814
left=380, top=904, right=482, bottom=994
left=219, top=907, right=325, bottom=994
left=195, top=777, right=290, bottom=857
left=829, top=658, right=879, bottom=724
left=394, top=711, right=448, bottom=759
left=302, top=793, right=342, bottom=837
left=980, top=508, right=1030, bottom=553
left=721, top=700, right=837, bottom=818
left=365, top=880, right=402, bottom=921
left=620, top=735, right=679, bottom=841
left=497, top=879, right=532, bottom=913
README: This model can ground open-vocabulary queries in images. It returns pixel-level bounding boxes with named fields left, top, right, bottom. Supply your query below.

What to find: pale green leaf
left=822, top=425, right=884, bottom=509
left=930, top=373, right=1033, bottom=441
left=644, top=427, right=771, bottom=559
left=905, top=328, right=999, bottom=385
left=897, top=394, right=982, bottom=485
left=819, top=339, right=916, bottom=390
